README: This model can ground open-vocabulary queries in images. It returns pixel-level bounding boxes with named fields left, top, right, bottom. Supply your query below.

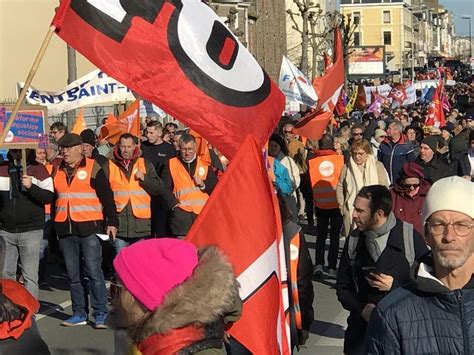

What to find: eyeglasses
left=352, top=132, right=363, bottom=136
left=427, top=220, right=474, bottom=237
left=402, top=183, right=420, bottom=189
left=378, top=135, right=387, bottom=138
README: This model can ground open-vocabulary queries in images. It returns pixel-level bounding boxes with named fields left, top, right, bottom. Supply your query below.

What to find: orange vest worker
left=309, top=154, right=344, bottom=209
left=54, top=158, right=103, bottom=222
left=168, top=157, right=209, bottom=215
left=108, top=158, right=151, bottom=219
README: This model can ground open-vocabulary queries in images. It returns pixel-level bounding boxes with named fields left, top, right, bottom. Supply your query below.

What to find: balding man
left=367, top=176, right=474, bottom=354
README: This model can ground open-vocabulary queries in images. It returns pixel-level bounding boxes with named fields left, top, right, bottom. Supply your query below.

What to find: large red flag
left=52, top=0, right=285, bottom=159
left=425, top=80, right=446, bottom=127
left=312, top=27, right=344, bottom=112
left=186, top=136, right=290, bottom=354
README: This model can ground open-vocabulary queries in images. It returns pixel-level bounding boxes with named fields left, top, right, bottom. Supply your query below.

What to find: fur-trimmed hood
left=129, top=245, right=240, bottom=343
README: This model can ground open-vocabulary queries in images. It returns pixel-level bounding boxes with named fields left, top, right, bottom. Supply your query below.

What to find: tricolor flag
left=52, top=0, right=285, bottom=159
left=425, top=79, right=446, bottom=128
left=186, top=136, right=290, bottom=354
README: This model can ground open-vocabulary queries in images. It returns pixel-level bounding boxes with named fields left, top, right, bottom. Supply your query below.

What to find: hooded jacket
left=378, top=137, right=415, bottom=183
left=0, top=280, right=50, bottom=354
left=366, top=253, right=474, bottom=354
left=127, top=246, right=242, bottom=355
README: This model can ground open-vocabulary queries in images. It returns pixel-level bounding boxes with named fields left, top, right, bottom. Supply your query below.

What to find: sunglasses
left=403, top=183, right=420, bottom=189
left=352, top=132, right=363, bottom=136
left=283, top=130, right=294, bottom=134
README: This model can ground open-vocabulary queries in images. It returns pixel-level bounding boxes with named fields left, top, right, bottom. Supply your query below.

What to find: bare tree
left=287, top=1, right=324, bottom=77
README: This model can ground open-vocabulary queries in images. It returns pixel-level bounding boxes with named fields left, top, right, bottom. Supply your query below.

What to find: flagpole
left=0, top=25, right=56, bottom=149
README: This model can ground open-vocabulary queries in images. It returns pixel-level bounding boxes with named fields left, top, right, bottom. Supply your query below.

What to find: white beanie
left=422, top=176, right=474, bottom=225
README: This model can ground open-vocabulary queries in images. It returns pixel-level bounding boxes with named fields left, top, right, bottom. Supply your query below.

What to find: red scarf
left=0, top=280, right=39, bottom=340
left=137, top=325, right=205, bottom=355
left=113, top=146, right=140, bottom=171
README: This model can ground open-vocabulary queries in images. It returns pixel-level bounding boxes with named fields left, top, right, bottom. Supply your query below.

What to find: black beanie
left=80, top=129, right=96, bottom=146
left=421, top=135, right=439, bottom=153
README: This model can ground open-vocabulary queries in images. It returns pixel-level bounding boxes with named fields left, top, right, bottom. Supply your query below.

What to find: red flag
left=425, top=80, right=446, bottom=127
left=293, top=110, right=332, bottom=140
left=312, top=27, right=344, bottom=112
left=52, top=1, right=284, bottom=159
left=323, top=52, right=333, bottom=72
left=334, top=90, right=346, bottom=116
left=354, top=82, right=367, bottom=109
left=388, top=84, right=407, bottom=104
left=71, top=108, right=86, bottom=134
left=186, top=136, right=289, bottom=354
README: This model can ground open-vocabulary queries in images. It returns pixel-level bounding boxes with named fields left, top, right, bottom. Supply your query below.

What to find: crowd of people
left=0, top=73, right=472, bottom=353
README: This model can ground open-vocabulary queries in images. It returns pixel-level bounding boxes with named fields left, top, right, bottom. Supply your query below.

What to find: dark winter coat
left=390, top=180, right=430, bottom=234
left=0, top=160, right=53, bottom=233
left=336, top=218, right=428, bottom=354
left=366, top=253, right=474, bottom=354
left=416, top=155, right=457, bottom=184
left=378, top=137, right=415, bottom=183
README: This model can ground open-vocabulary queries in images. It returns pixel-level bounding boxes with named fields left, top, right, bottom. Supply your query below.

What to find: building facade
left=340, top=0, right=455, bottom=75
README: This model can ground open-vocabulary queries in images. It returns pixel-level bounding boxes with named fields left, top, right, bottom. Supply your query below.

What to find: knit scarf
left=344, top=154, right=379, bottom=217
left=113, top=146, right=140, bottom=172
left=364, top=212, right=396, bottom=262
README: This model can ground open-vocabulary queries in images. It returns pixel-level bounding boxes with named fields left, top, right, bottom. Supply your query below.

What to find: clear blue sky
left=439, top=0, right=473, bottom=37
left=335, top=1, right=473, bottom=37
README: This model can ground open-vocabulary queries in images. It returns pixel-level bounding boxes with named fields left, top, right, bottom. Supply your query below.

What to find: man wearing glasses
left=350, top=124, right=365, bottom=146
left=367, top=176, right=474, bottom=354
left=49, top=122, right=67, bottom=143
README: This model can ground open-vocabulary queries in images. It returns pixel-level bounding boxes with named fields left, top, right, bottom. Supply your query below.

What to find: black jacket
left=366, top=254, right=474, bottom=354
left=0, top=161, right=53, bottom=233
left=53, top=157, right=119, bottom=237
left=336, top=218, right=428, bottom=354
left=416, top=155, right=458, bottom=184
left=0, top=319, right=50, bottom=355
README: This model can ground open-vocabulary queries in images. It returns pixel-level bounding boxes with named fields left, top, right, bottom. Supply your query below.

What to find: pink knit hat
left=113, top=238, right=199, bottom=311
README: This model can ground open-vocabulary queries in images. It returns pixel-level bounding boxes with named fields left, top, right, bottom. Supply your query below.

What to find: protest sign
left=18, top=70, right=135, bottom=115
left=364, top=84, right=391, bottom=105
left=0, top=105, right=48, bottom=149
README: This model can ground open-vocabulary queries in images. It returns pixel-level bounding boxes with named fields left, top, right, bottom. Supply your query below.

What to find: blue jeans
left=59, top=234, right=108, bottom=318
left=113, top=236, right=147, bottom=256
left=1, top=229, right=43, bottom=299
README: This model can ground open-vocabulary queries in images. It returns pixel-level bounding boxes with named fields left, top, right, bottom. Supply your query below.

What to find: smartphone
left=362, top=266, right=376, bottom=278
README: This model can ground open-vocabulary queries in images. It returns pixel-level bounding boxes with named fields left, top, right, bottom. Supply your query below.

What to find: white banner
left=363, top=84, right=391, bottom=105
left=414, top=80, right=438, bottom=91
left=17, top=70, right=135, bottom=115
left=278, top=56, right=317, bottom=108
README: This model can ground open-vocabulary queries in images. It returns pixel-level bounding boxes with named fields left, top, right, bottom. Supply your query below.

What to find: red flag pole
left=0, top=25, right=56, bottom=149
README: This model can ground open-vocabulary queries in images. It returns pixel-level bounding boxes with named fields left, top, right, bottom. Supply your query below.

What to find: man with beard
left=367, top=176, right=474, bottom=354
left=336, top=185, right=428, bottom=354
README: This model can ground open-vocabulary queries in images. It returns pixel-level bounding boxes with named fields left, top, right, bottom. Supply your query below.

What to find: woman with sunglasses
left=390, top=162, right=431, bottom=234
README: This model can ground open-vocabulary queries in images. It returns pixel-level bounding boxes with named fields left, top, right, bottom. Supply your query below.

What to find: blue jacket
left=378, top=138, right=415, bottom=183
left=273, top=159, right=293, bottom=195
left=366, top=254, right=474, bottom=354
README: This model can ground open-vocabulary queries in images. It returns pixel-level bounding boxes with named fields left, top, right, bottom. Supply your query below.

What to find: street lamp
left=460, top=16, right=472, bottom=59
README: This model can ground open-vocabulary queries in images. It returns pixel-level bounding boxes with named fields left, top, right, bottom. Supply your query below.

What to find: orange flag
left=293, top=110, right=332, bottom=141
left=186, top=136, right=290, bottom=354
left=106, top=112, right=117, bottom=125
left=99, top=100, right=140, bottom=145
left=71, top=108, right=86, bottom=134
left=123, top=100, right=141, bottom=138
left=188, top=129, right=211, bottom=166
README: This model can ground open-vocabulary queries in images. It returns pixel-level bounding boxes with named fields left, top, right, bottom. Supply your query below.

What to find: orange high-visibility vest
left=287, top=231, right=302, bottom=331
left=309, top=154, right=344, bottom=209
left=54, top=158, right=103, bottom=222
left=169, top=157, right=209, bottom=215
left=108, top=158, right=151, bottom=219
left=44, top=164, right=54, bottom=215
left=267, top=156, right=276, bottom=183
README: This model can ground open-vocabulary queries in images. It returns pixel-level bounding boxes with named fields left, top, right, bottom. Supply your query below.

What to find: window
left=383, top=31, right=392, bottom=45
left=353, top=0, right=361, bottom=3
left=383, top=11, right=391, bottom=24
left=353, top=32, right=361, bottom=46
left=353, top=11, right=361, bottom=25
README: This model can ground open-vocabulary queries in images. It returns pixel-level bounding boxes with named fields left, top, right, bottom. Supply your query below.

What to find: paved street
left=37, top=230, right=348, bottom=354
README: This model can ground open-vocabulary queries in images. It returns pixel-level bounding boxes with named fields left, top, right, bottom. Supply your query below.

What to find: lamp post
left=461, top=16, right=472, bottom=59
